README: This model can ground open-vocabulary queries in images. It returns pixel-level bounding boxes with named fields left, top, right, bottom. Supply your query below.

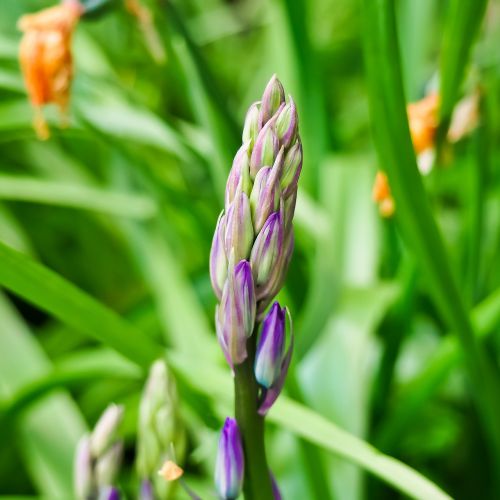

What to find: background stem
left=234, top=330, right=274, bottom=500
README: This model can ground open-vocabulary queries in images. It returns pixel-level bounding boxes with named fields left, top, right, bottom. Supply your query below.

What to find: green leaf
left=0, top=240, right=161, bottom=368
left=0, top=175, right=157, bottom=219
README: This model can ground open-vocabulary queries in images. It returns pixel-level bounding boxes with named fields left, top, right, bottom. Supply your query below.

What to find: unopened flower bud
left=242, top=102, right=261, bottom=145
left=280, top=139, right=303, bottom=198
left=260, top=74, right=285, bottom=125
left=215, top=418, right=244, bottom=500
left=224, top=191, right=254, bottom=262
left=98, top=486, right=120, bottom=500
left=250, top=212, right=283, bottom=288
left=275, top=97, right=298, bottom=149
left=210, top=212, right=228, bottom=300
left=217, top=259, right=256, bottom=365
left=249, top=158, right=281, bottom=233
left=90, top=404, right=124, bottom=457
left=225, top=142, right=252, bottom=208
left=255, top=303, right=286, bottom=388
left=250, top=122, right=279, bottom=178
left=74, top=435, right=93, bottom=500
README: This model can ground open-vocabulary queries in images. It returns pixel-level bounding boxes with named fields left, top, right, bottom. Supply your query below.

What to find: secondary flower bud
left=280, top=139, right=303, bottom=198
left=210, top=212, right=228, bottom=300
left=250, top=122, right=279, bottom=178
left=90, top=404, right=124, bottom=457
left=225, top=142, right=251, bottom=209
left=275, top=97, right=298, bottom=149
left=217, top=259, right=256, bottom=366
left=259, top=74, right=285, bottom=125
left=250, top=211, right=283, bottom=288
left=215, top=418, right=244, bottom=500
left=255, top=303, right=286, bottom=388
left=96, top=442, right=123, bottom=487
left=224, top=191, right=254, bottom=262
left=242, top=102, right=261, bottom=145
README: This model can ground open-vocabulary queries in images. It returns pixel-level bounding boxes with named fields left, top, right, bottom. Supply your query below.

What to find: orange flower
left=372, top=171, right=395, bottom=218
left=18, top=0, right=83, bottom=139
left=157, top=460, right=184, bottom=482
left=407, top=93, right=439, bottom=155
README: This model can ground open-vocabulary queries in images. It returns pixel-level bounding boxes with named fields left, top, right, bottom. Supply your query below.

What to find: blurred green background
left=0, top=0, right=499, bottom=499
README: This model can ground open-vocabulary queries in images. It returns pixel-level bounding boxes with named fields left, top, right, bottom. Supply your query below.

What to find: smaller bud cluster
left=74, top=404, right=124, bottom=500
left=136, top=359, right=185, bottom=500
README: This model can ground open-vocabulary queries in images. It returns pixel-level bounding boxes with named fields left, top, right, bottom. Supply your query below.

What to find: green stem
left=234, top=330, right=274, bottom=500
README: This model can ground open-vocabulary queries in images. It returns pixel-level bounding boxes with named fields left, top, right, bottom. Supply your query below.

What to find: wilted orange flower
left=18, top=0, right=83, bottom=140
left=407, top=93, right=440, bottom=155
left=372, top=171, right=395, bottom=218
left=158, top=460, right=184, bottom=482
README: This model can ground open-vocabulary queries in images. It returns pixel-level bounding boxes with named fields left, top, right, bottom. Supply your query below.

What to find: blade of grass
left=361, top=0, right=500, bottom=477
left=0, top=175, right=157, bottom=219
left=0, top=240, right=161, bottom=368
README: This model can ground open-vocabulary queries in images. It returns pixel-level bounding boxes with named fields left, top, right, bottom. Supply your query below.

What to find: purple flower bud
left=215, top=418, right=244, bottom=500
left=275, top=96, right=298, bottom=149
left=255, top=303, right=286, bottom=388
left=280, top=139, right=303, bottom=198
left=260, top=75, right=285, bottom=125
left=250, top=121, right=279, bottom=178
left=225, top=142, right=251, bottom=209
left=210, top=212, right=228, bottom=300
left=250, top=211, right=283, bottom=288
left=242, top=102, right=261, bottom=145
left=249, top=149, right=283, bottom=232
left=258, top=333, right=294, bottom=416
left=74, top=435, right=93, bottom=500
left=217, top=259, right=256, bottom=366
left=224, top=191, right=254, bottom=262
left=98, top=486, right=120, bottom=500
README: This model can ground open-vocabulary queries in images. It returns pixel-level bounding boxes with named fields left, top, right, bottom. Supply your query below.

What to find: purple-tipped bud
left=258, top=333, right=294, bottom=416
left=260, top=75, right=286, bottom=125
left=217, top=259, right=256, bottom=365
left=249, top=153, right=282, bottom=232
left=98, top=486, right=120, bottom=500
left=210, top=212, right=228, bottom=300
left=250, top=211, right=283, bottom=288
left=280, top=139, right=303, bottom=198
left=215, top=418, right=244, bottom=500
left=275, top=97, right=298, bottom=149
left=74, top=435, right=93, bottom=500
left=242, top=102, right=261, bottom=145
left=225, top=142, right=252, bottom=209
left=90, top=404, right=124, bottom=457
left=224, top=191, right=254, bottom=262
left=250, top=122, right=279, bottom=178
left=255, top=303, right=286, bottom=388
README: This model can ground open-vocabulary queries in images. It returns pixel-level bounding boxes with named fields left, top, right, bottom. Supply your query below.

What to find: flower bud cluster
left=136, top=359, right=186, bottom=499
left=210, top=75, right=302, bottom=369
left=74, top=404, right=124, bottom=500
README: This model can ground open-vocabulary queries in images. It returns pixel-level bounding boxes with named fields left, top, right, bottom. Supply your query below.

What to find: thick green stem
left=234, top=331, right=274, bottom=500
